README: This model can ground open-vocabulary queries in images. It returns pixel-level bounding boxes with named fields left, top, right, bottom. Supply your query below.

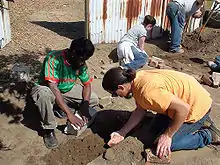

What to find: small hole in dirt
left=189, top=58, right=205, bottom=64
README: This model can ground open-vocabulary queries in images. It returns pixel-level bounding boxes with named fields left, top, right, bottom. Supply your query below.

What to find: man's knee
left=32, top=86, right=55, bottom=104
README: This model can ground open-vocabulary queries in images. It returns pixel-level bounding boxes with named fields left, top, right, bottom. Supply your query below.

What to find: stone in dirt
left=99, top=96, right=113, bottom=109
left=100, top=63, right=119, bottom=74
left=11, top=63, right=31, bottom=82
left=148, top=56, right=164, bottom=68
left=143, top=149, right=171, bottom=164
left=201, top=74, right=213, bottom=86
left=156, top=63, right=172, bottom=70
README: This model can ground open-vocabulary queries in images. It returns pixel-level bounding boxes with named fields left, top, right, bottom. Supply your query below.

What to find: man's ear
left=118, top=85, right=125, bottom=90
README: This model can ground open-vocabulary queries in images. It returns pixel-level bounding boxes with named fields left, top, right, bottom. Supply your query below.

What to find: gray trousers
left=31, top=84, right=99, bottom=130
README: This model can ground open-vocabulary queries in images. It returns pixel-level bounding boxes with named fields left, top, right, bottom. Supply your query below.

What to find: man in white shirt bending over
left=167, top=0, right=204, bottom=53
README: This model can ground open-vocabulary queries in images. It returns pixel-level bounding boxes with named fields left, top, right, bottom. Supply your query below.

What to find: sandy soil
left=0, top=0, right=220, bottom=165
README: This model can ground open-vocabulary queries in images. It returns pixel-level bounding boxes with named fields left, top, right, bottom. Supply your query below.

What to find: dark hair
left=102, top=67, right=136, bottom=92
left=143, top=15, right=156, bottom=26
left=69, top=37, right=95, bottom=60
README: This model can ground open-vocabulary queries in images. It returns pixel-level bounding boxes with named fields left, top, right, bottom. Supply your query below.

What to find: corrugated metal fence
left=0, top=0, right=11, bottom=48
left=86, top=0, right=201, bottom=44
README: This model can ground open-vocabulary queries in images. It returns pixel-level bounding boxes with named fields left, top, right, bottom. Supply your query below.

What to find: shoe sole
left=43, top=139, right=58, bottom=149
left=203, top=120, right=220, bottom=140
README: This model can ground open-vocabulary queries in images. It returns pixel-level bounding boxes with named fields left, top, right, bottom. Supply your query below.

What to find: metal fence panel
left=87, top=0, right=201, bottom=44
left=0, top=0, right=11, bottom=48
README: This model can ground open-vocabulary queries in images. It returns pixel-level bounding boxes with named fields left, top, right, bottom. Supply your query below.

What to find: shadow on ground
left=147, top=33, right=170, bottom=52
left=31, top=21, right=85, bottom=39
left=189, top=57, right=205, bottom=64
left=90, top=110, right=156, bottom=148
left=0, top=51, right=44, bottom=132
left=108, top=48, right=118, bottom=63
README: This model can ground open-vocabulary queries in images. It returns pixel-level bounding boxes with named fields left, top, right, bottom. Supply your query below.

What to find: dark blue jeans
left=148, top=112, right=212, bottom=151
left=166, top=2, right=185, bottom=52
left=210, top=56, right=220, bottom=72
left=123, top=46, right=148, bottom=70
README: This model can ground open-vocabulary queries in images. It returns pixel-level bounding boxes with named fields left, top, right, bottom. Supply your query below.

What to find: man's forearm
left=82, top=84, right=91, bottom=102
left=48, top=82, right=72, bottom=115
left=118, top=108, right=146, bottom=137
left=164, top=108, right=188, bottom=137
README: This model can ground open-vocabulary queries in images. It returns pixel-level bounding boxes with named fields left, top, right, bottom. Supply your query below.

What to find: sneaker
left=169, top=48, right=184, bottom=54
left=204, top=119, right=220, bottom=145
left=208, top=124, right=220, bottom=145
left=43, top=129, right=58, bottom=149
left=207, top=61, right=217, bottom=69
left=207, top=61, right=215, bottom=67
left=209, top=129, right=220, bottom=145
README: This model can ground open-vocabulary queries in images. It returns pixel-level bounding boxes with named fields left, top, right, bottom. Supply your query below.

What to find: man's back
left=174, top=0, right=200, bottom=17
left=133, top=69, right=212, bottom=123
left=120, top=24, right=147, bottom=46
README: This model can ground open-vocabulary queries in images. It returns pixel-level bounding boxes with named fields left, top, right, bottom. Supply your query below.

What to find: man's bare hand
left=67, top=113, right=85, bottom=128
left=156, top=134, right=172, bottom=159
left=192, top=10, right=203, bottom=18
left=215, top=0, right=220, bottom=4
left=107, top=132, right=125, bottom=147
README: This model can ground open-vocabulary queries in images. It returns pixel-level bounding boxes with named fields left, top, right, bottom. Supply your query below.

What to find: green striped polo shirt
left=37, top=50, right=92, bottom=93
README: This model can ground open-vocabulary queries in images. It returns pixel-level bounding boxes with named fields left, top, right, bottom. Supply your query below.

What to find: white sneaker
left=207, top=61, right=215, bottom=68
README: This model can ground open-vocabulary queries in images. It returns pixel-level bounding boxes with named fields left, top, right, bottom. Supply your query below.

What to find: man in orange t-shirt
left=102, top=68, right=219, bottom=161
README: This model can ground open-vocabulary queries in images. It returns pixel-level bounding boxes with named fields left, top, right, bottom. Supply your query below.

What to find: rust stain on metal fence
left=160, top=0, right=166, bottom=33
left=103, top=0, right=108, bottom=29
left=126, top=0, right=142, bottom=30
left=151, top=0, right=162, bottom=17
left=120, top=1, right=126, bottom=19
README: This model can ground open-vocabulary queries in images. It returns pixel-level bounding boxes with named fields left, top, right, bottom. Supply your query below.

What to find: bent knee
left=32, top=86, right=55, bottom=103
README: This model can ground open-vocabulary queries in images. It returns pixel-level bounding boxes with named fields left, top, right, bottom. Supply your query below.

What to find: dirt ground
left=0, top=0, right=220, bottom=165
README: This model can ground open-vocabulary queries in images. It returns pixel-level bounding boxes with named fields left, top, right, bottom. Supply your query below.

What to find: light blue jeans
left=122, top=46, right=148, bottom=70
left=166, top=2, right=185, bottom=52
left=148, top=111, right=212, bottom=151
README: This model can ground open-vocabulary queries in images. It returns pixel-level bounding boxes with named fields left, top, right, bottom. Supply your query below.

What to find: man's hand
left=216, top=0, right=220, bottom=4
left=107, top=132, right=125, bottom=147
left=192, top=10, right=203, bottom=18
left=156, top=134, right=172, bottom=159
left=67, top=112, right=86, bottom=128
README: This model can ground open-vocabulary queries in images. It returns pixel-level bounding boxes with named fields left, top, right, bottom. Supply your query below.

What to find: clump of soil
left=156, top=28, right=220, bottom=76
left=182, top=28, right=220, bottom=53
left=43, top=134, right=105, bottom=165
left=103, top=137, right=144, bottom=165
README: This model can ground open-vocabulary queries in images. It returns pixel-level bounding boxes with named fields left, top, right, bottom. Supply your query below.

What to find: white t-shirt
left=174, top=0, right=200, bottom=17
left=119, top=24, right=147, bottom=46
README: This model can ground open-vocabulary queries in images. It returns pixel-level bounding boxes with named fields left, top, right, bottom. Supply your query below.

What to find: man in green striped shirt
left=31, top=38, right=99, bottom=149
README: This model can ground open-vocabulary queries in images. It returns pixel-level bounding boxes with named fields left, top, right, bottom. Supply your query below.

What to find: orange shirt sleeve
left=141, top=88, right=175, bottom=114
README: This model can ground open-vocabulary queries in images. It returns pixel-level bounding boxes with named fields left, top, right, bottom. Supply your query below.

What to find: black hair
left=143, top=15, right=156, bottom=26
left=69, top=37, right=95, bottom=60
left=102, top=67, right=136, bottom=92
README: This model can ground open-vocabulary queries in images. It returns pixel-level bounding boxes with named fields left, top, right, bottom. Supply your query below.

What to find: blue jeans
left=123, top=46, right=148, bottom=70
left=166, top=2, right=185, bottom=52
left=148, top=112, right=212, bottom=151
left=210, top=56, right=220, bottom=72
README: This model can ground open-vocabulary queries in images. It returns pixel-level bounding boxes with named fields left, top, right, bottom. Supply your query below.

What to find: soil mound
left=42, top=134, right=105, bottom=165
left=182, top=28, right=220, bottom=54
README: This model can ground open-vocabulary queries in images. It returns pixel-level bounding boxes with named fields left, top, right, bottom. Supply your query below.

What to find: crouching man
left=31, top=37, right=99, bottom=149
left=117, top=15, right=156, bottom=70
